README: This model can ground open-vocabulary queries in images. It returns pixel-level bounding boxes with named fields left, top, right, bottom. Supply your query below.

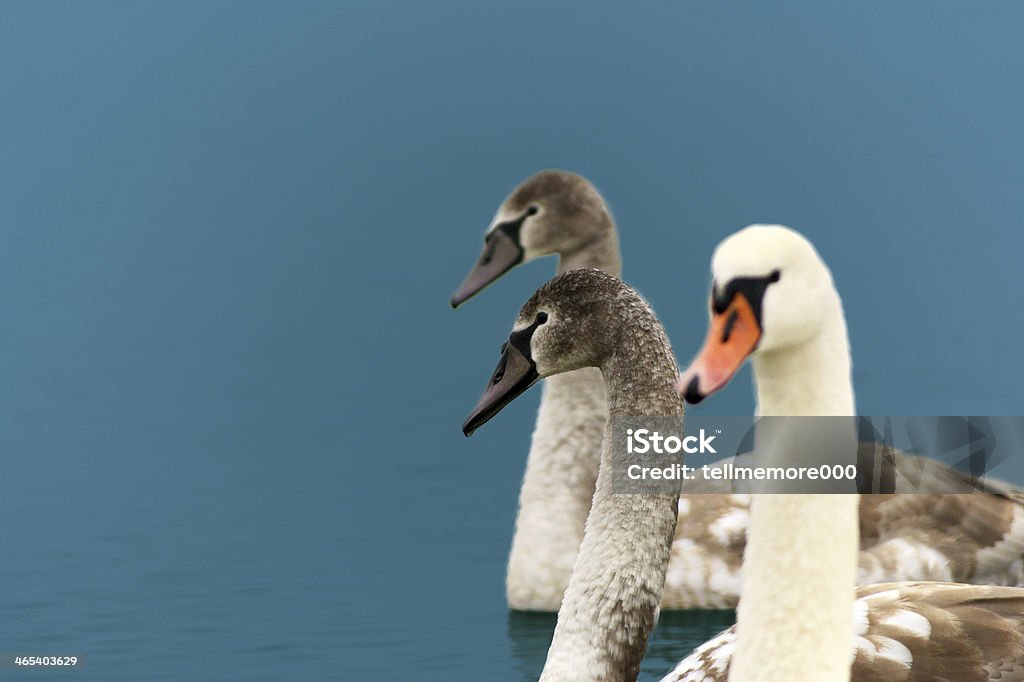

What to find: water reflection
left=507, top=611, right=556, bottom=681
left=507, top=608, right=735, bottom=681
left=642, top=610, right=736, bottom=679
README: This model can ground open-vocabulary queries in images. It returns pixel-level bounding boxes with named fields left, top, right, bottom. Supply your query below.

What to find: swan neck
left=752, top=307, right=854, bottom=416
left=540, top=327, right=680, bottom=682
left=731, top=299, right=858, bottom=681
left=557, top=215, right=621, bottom=277
left=730, top=494, right=859, bottom=681
left=506, top=214, right=621, bottom=610
left=506, top=368, right=606, bottom=610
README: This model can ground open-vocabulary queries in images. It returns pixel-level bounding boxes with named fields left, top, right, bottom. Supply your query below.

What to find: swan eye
left=769, top=269, right=781, bottom=283
left=536, top=312, right=548, bottom=324
left=526, top=205, right=539, bottom=216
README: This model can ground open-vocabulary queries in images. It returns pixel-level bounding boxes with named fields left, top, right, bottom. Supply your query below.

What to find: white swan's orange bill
left=677, top=292, right=762, bottom=404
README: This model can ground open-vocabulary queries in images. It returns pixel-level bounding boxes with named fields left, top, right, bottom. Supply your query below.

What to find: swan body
left=669, top=225, right=1024, bottom=680
left=668, top=463, right=1024, bottom=608
left=664, top=581, right=1024, bottom=682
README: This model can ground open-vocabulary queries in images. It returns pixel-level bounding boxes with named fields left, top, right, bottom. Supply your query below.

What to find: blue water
left=2, top=1, right=1024, bottom=680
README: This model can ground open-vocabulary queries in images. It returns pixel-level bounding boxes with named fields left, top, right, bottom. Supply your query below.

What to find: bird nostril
left=480, top=237, right=497, bottom=265
left=492, top=370, right=504, bottom=383
left=683, top=376, right=704, bottom=405
left=721, top=310, right=738, bottom=344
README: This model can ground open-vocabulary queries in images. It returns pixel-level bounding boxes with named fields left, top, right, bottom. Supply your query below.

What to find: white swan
left=453, top=172, right=1024, bottom=611
left=664, top=225, right=1024, bottom=681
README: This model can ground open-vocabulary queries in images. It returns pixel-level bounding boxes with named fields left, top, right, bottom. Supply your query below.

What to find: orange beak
left=676, top=292, right=762, bottom=404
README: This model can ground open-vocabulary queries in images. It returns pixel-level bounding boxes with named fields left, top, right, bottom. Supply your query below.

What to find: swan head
left=462, top=269, right=637, bottom=436
left=677, top=224, right=839, bottom=404
left=450, top=170, right=613, bottom=307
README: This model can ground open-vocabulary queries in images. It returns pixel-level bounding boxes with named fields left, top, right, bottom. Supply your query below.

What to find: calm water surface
left=2, top=410, right=731, bottom=680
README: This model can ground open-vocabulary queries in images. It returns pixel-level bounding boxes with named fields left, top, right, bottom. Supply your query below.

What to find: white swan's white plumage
left=456, top=176, right=1024, bottom=612
left=664, top=225, right=1024, bottom=681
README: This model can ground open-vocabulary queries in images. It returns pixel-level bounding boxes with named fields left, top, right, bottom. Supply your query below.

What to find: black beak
left=462, top=341, right=540, bottom=436
left=450, top=229, right=524, bottom=308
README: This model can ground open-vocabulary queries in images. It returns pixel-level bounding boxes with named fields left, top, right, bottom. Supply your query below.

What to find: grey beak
left=462, top=341, right=539, bottom=436
left=450, top=230, right=524, bottom=308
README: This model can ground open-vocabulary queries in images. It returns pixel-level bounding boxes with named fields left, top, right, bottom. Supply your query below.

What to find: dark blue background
left=2, top=2, right=1022, bottom=679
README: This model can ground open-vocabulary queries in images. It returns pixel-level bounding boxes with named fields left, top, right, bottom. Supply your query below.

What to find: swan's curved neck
left=731, top=493, right=859, bottom=681
left=540, top=330, right=681, bottom=682
left=751, top=304, right=854, bottom=417
left=557, top=216, right=621, bottom=276
left=506, top=218, right=622, bottom=611
left=506, top=368, right=606, bottom=610
left=731, top=300, right=859, bottom=682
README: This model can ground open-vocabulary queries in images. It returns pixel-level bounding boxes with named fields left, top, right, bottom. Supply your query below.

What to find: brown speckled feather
left=662, top=582, right=1024, bottom=681
left=662, top=447, right=1024, bottom=609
